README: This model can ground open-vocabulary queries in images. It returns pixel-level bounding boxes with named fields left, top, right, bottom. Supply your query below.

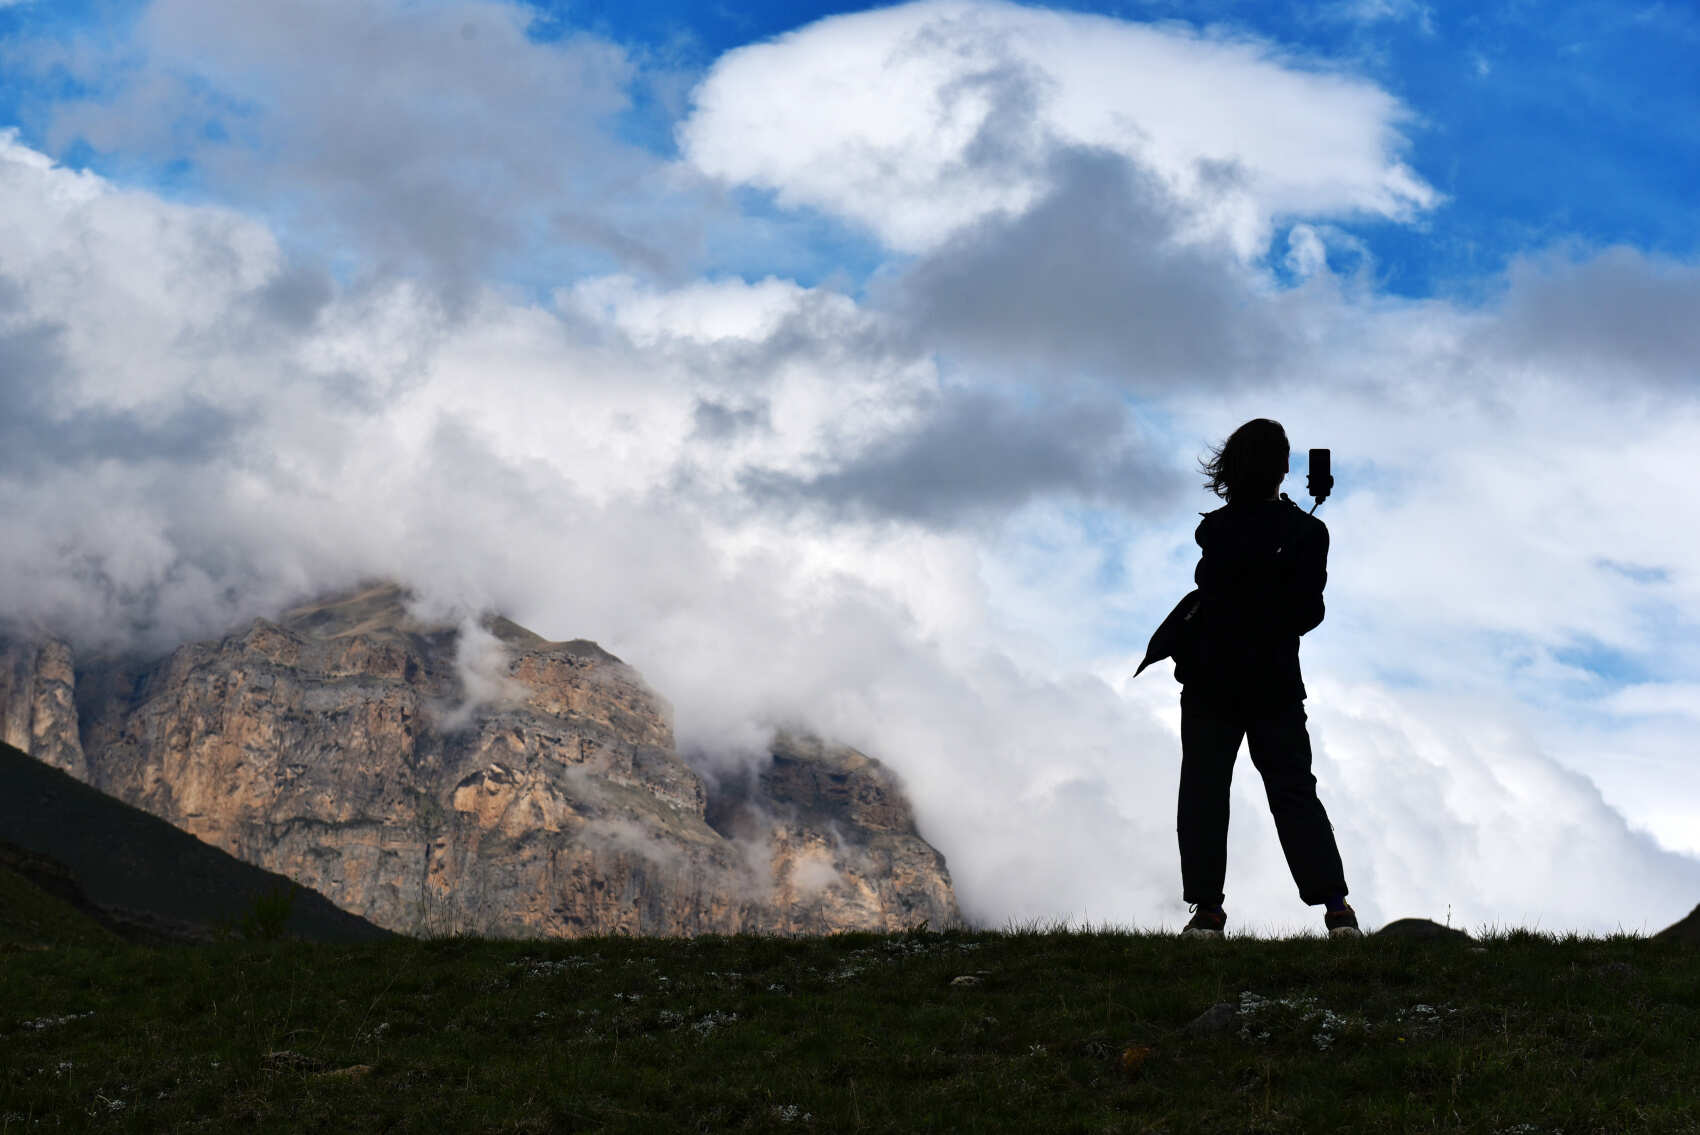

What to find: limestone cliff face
left=3, top=584, right=959, bottom=937
left=0, top=639, right=85, bottom=780
left=705, top=734, right=960, bottom=933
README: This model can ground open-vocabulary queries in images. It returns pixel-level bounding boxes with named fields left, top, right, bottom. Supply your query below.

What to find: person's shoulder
left=1279, top=496, right=1328, bottom=539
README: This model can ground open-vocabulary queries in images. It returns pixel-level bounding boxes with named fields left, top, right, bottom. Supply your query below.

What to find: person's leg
left=1243, top=700, right=1348, bottom=907
left=1178, top=689, right=1246, bottom=909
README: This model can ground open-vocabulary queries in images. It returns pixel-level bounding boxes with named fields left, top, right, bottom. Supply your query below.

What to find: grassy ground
left=1, top=924, right=1695, bottom=1133
left=0, top=866, right=121, bottom=952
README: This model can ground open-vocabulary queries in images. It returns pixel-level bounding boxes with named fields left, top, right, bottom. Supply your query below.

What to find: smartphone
left=1308, top=448, right=1333, bottom=504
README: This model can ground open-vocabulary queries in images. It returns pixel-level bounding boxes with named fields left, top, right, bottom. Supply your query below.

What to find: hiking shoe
left=1325, top=904, right=1363, bottom=938
left=1182, top=905, right=1226, bottom=938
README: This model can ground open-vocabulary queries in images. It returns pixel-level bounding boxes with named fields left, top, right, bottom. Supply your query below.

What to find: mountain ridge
left=0, top=739, right=394, bottom=944
left=0, top=582, right=960, bottom=939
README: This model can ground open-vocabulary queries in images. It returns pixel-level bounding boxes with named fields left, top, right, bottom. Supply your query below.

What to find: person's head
left=1198, top=418, right=1290, bottom=502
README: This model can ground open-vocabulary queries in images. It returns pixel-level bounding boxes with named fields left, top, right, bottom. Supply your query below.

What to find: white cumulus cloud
left=681, top=0, right=1438, bottom=257
left=1, top=0, right=1697, bottom=940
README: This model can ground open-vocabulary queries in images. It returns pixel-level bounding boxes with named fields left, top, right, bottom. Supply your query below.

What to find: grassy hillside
left=0, top=741, right=392, bottom=945
left=0, top=849, right=120, bottom=950
left=2, top=926, right=1694, bottom=1132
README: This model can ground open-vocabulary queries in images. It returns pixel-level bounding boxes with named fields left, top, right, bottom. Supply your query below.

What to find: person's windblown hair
left=1198, top=418, right=1290, bottom=502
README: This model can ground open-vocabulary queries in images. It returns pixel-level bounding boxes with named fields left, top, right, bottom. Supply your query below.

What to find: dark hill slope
left=0, top=840, right=121, bottom=948
left=1655, top=904, right=1699, bottom=943
left=0, top=741, right=393, bottom=943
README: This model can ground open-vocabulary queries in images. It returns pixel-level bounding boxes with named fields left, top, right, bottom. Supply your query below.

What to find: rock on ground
left=1374, top=918, right=1472, bottom=941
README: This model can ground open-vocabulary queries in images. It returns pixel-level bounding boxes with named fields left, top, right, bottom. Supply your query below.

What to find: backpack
left=1134, top=498, right=1308, bottom=683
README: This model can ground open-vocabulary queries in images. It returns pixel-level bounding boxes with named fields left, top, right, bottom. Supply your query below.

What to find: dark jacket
left=1135, top=494, right=1328, bottom=704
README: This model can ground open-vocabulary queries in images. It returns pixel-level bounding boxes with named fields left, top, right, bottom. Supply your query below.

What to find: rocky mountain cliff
left=1, top=638, right=85, bottom=778
left=0, top=584, right=959, bottom=937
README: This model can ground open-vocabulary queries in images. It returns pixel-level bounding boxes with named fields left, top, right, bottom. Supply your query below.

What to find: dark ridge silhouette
left=1654, top=904, right=1700, bottom=943
left=0, top=740, right=395, bottom=944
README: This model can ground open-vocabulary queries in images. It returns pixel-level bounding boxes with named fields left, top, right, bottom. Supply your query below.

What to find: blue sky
left=642, top=0, right=1700, bottom=298
left=625, top=0, right=1699, bottom=293
left=3, top=0, right=1695, bottom=299
left=2, top=0, right=1698, bottom=933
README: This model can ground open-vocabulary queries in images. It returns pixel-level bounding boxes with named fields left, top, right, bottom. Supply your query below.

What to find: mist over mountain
left=1, top=583, right=958, bottom=937
left=1, top=0, right=1698, bottom=938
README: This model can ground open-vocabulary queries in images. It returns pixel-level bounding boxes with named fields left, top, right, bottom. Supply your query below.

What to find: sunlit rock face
left=1, top=583, right=959, bottom=937
left=0, top=639, right=86, bottom=780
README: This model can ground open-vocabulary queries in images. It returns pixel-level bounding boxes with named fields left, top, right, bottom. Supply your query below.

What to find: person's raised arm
left=1291, top=523, right=1328, bottom=636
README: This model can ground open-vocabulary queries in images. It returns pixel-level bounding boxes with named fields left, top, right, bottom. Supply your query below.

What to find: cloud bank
left=2, top=0, right=1697, bottom=938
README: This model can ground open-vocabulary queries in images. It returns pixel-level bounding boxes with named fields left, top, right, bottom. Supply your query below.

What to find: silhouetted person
left=1136, top=418, right=1360, bottom=938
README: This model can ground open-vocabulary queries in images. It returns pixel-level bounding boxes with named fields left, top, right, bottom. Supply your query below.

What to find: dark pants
left=1178, top=688, right=1347, bottom=908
